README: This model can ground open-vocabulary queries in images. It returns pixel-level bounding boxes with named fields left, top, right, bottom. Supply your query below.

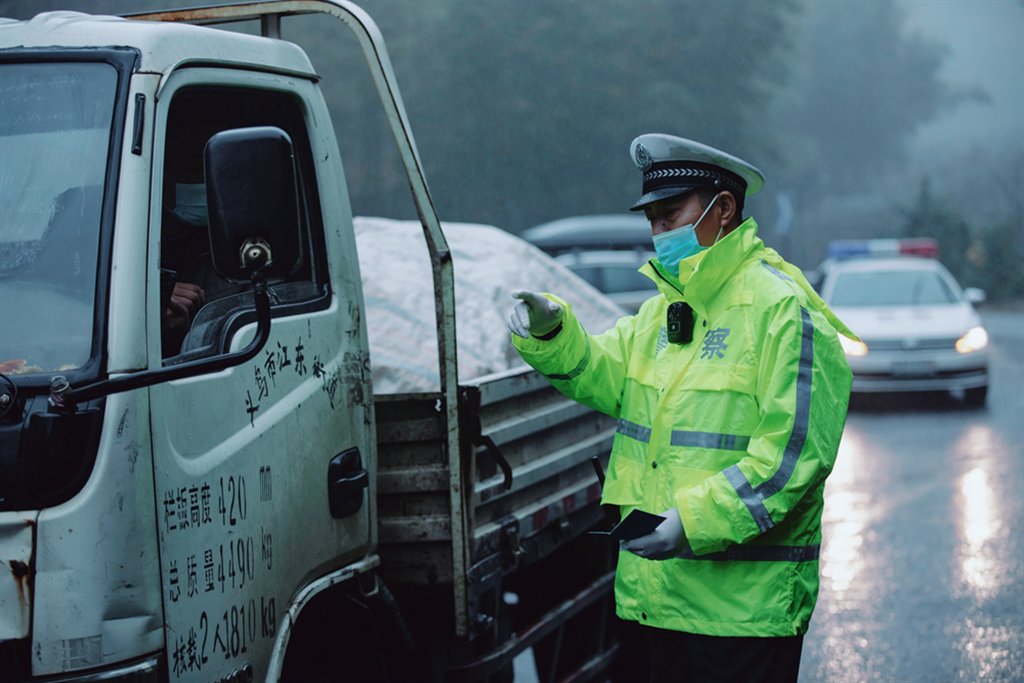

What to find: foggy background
left=2, top=0, right=1021, bottom=299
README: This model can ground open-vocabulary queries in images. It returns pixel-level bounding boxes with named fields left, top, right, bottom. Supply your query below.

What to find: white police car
left=820, top=239, right=989, bottom=405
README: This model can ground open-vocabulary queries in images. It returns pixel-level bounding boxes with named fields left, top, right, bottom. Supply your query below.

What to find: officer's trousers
left=614, top=619, right=805, bottom=683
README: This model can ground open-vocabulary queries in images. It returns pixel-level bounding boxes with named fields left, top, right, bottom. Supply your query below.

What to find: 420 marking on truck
left=162, top=471, right=268, bottom=533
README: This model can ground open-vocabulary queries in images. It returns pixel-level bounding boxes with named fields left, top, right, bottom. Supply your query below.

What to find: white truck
left=0, top=3, right=619, bottom=681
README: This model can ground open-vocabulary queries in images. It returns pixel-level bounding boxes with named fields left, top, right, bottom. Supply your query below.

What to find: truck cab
left=1, top=10, right=376, bottom=680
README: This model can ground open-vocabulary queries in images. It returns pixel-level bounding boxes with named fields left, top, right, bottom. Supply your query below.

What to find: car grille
left=864, top=337, right=958, bottom=352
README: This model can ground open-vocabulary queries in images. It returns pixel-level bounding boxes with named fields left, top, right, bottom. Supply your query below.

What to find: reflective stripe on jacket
left=513, top=218, right=853, bottom=637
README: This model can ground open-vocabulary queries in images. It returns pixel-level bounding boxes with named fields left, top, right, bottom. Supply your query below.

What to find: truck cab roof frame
left=124, top=0, right=469, bottom=636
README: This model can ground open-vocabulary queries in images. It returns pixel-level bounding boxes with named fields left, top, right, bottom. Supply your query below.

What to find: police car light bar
left=827, top=238, right=939, bottom=261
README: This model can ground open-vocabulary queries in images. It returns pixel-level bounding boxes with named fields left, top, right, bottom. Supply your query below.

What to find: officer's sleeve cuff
left=675, top=486, right=718, bottom=556
left=533, top=323, right=563, bottom=341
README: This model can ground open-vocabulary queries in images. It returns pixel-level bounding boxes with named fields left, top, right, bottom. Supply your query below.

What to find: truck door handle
left=328, top=447, right=368, bottom=519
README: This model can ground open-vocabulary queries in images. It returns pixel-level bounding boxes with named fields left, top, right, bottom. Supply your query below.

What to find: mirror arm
left=56, top=271, right=272, bottom=410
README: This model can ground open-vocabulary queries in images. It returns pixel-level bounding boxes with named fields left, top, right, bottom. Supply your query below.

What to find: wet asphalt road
left=800, top=309, right=1024, bottom=683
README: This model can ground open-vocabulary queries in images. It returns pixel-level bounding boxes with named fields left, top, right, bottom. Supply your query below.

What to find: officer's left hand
left=621, top=508, right=686, bottom=560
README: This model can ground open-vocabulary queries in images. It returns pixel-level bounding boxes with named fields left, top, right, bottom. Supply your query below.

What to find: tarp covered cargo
left=354, top=217, right=626, bottom=393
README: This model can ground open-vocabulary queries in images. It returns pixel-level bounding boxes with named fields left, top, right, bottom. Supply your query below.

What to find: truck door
left=147, top=69, right=372, bottom=680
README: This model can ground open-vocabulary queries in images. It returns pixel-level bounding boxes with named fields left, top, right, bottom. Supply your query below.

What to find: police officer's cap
left=628, top=134, right=764, bottom=212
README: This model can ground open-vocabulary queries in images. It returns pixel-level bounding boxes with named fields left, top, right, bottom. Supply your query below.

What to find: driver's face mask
left=171, top=183, right=209, bottom=227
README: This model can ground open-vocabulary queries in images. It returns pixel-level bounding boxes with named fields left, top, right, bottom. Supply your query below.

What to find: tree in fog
left=759, top=0, right=993, bottom=270
left=345, top=0, right=797, bottom=230
left=901, top=179, right=972, bottom=280
left=767, top=1, right=983, bottom=205
left=1, top=0, right=1002, bottom=275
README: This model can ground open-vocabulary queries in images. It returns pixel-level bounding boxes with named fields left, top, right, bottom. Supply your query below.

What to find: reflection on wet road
left=800, top=310, right=1023, bottom=682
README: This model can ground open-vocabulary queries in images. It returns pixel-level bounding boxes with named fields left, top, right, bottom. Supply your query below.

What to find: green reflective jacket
left=513, top=218, right=853, bottom=637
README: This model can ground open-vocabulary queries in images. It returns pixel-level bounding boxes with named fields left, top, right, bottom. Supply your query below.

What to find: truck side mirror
left=204, top=126, right=302, bottom=280
left=57, top=127, right=301, bottom=409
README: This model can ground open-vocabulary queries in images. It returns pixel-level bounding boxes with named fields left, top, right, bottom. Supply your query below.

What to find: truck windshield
left=0, top=62, right=117, bottom=375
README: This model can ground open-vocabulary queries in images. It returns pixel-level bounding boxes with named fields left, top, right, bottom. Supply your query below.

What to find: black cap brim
left=628, top=185, right=698, bottom=212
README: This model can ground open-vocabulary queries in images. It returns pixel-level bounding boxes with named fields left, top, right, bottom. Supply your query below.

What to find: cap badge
left=633, top=143, right=653, bottom=172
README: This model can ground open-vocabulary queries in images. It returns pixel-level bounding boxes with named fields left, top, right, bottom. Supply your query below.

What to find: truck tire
left=280, top=581, right=404, bottom=683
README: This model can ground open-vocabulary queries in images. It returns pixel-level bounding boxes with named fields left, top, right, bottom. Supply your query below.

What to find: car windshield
left=829, top=267, right=958, bottom=307
left=0, top=62, right=117, bottom=375
left=572, top=264, right=653, bottom=294
left=603, top=266, right=655, bottom=294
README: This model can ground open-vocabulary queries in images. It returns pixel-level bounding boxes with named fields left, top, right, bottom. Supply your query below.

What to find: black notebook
left=589, top=509, right=665, bottom=541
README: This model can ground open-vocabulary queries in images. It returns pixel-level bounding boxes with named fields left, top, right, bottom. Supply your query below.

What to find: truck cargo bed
left=374, top=365, right=616, bottom=631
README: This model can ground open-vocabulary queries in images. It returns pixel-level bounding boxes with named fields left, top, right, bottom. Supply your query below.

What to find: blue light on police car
left=827, top=238, right=940, bottom=262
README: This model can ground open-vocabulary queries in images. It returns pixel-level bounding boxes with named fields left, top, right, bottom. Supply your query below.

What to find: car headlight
left=839, top=335, right=868, bottom=357
left=955, top=326, right=989, bottom=354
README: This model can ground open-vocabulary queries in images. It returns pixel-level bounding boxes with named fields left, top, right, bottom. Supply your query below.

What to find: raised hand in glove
left=620, top=508, right=687, bottom=560
left=508, top=290, right=564, bottom=339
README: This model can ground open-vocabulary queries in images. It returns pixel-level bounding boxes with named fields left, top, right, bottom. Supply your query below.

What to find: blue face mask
left=652, top=194, right=721, bottom=276
left=171, top=183, right=209, bottom=227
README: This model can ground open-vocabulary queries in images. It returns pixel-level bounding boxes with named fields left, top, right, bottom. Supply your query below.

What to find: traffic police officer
left=508, top=134, right=856, bottom=682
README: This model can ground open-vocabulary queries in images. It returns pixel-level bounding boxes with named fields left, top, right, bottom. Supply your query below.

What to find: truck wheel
left=280, top=589, right=389, bottom=683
